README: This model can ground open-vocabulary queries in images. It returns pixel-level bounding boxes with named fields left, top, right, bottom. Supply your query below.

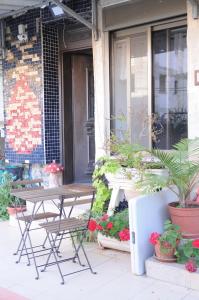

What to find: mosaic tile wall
left=3, top=9, right=45, bottom=164
left=42, top=24, right=60, bottom=163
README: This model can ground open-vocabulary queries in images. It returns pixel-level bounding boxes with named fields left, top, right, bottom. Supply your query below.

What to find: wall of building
left=103, top=0, right=187, bottom=31
left=3, top=8, right=61, bottom=165
left=42, top=24, right=60, bottom=164
left=3, top=9, right=45, bottom=164
left=187, top=0, right=199, bottom=139
left=93, top=0, right=189, bottom=158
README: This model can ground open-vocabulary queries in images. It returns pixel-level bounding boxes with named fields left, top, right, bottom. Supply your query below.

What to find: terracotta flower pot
left=168, top=202, right=199, bottom=238
left=7, top=205, right=26, bottom=216
left=154, top=240, right=176, bottom=261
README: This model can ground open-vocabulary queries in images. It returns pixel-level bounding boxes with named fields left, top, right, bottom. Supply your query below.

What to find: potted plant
left=140, top=138, right=199, bottom=238
left=149, top=220, right=181, bottom=262
left=44, top=160, right=64, bottom=188
left=0, top=173, right=26, bottom=220
left=176, top=239, right=199, bottom=272
left=88, top=209, right=130, bottom=252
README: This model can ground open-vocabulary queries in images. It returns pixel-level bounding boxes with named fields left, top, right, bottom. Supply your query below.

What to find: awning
left=0, top=0, right=46, bottom=19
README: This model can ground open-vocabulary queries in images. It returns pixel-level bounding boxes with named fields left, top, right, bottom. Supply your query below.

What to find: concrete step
left=146, top=256, right=199, bottom=291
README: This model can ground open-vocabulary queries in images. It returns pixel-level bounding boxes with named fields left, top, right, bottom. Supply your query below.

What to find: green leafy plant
left=149, top=220, right=181, bottom=254
left=176, top=239, right=199, bottom=267
left=139, top=138, right=199, bottom=207
left=159, top=220, right=181, bottom=253
left=92, top=157, right=121, bottom=214
left=0, top=172, right=13, bottom=220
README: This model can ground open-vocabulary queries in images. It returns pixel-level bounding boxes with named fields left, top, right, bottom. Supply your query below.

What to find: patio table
left=11, top=183, right=95, bottom=280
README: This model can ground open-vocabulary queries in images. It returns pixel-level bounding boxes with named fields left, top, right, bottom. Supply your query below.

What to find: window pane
left=153, top=27, right=187, bottom=149
left=112, top=40, right=128, bottom=138
left=130, top=32, right=149, bottom=147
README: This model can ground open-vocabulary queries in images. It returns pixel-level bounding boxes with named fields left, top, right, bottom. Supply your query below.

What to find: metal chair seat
left=17, top=212, right=59, bottom=223
left=40, top=218, right=88, bottom=234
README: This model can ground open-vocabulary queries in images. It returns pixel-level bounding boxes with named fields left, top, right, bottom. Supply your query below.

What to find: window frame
left=110, top=17, right=187, bottom=150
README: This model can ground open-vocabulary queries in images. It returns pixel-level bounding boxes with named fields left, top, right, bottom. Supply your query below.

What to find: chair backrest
left=63, top=196, right=93, bottom=208
left=10, top=178, right=44, bottom=193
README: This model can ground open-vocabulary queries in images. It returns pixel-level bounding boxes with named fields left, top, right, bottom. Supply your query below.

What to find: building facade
left=0, top=0, right=199, bottom=183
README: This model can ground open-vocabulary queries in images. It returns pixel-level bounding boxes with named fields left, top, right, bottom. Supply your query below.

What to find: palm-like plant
left=139, top=138, right=199, bottom=208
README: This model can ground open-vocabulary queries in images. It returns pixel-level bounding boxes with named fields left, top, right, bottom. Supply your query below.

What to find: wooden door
left=72, top=54, right=95, bottom=182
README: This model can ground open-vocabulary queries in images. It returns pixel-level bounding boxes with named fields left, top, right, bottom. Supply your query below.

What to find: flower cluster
left=149, top=232, right=160, bottom=245
left=118, top=228, right=130, bottom=241
left=183, top=239, right=199, bottom=273
left=88, top=209, right=130, bottom=242
left=185, top=260, right=197, bottom=273
left=44, top=161, right=64, bottom=174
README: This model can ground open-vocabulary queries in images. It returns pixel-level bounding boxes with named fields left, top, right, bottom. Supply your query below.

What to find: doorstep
left=146, top=256, right=199, bottom=291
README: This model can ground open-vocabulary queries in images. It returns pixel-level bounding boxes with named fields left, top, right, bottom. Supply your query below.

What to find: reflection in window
left=112, top=32, right=149, bottom=147
left=152, top=27, right=187, bottom=149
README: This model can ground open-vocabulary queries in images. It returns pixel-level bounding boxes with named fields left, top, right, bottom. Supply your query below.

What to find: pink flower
left=192, top=240, right=199, bottom=249
left=44, top=161, right=64, bottom=174
left=106, top=222, right=113, bottom=230
left=149, top=232, right=160, bottom=245
left=185, top=260, right=197, bottom=273
left=96, top=224, right=103, bottom=231
left=88, top=219, right=97, bottom=232
left=101, top=214, right=109, bottom=221
left=119, top=228, right=130, bottom=241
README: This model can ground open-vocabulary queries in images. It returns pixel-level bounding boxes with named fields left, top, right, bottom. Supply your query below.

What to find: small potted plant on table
left=44, top=160, right=64, bottom=188
left=149, top=220, right=181, bottom=262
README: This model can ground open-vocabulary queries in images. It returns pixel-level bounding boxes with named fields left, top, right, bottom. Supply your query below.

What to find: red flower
left=119, top=228, right=130, bottom=241
left=185, top=260, right=197, bottom=273
left=96, top=224, right=103, bottom=231
left=149, top=232, right=160, bottom=245
left=106, top=222, right=113, bottom=230
left=88, top=219, right=97, bottom=232
left=44, top=161, right=64, bottom=174
left=101, top=214, right=109, bottom=221
left=192, top=239, right=199, bottom=248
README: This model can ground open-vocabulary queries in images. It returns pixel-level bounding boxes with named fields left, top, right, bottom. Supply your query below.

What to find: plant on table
left=140, top=138, right=199, bottom=237
left=44, top=160, right=64, bottom=188
left=88, top=209, right=130, bottom=241
left=149, top=220, right=181, bottom=260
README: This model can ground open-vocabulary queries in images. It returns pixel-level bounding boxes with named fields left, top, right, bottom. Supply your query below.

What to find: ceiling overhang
left=99, top=0, right=142, bottom=8
left=0, top=0, right=48, bottom=19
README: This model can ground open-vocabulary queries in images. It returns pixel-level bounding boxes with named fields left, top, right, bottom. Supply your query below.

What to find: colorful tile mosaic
left=4, top=9, right=44, bottom=164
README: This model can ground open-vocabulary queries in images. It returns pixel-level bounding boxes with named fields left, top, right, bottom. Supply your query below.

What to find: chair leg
left=42, top=232, right=65, bottom=285
left=74, top=231, right=96, bottom=275
left=26, top=229, right=40, bottom=280
left=16, top=223, right=31, bottom=266
left=71, top=234, right=85, bottom=267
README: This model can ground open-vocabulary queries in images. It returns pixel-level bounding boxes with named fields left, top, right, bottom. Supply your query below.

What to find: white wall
left=187, top=0, right=199, bottom=139
left=92, top=4, right=110, bottom=159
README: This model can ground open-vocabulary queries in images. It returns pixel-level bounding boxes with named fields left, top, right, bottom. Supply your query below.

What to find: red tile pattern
left=6, top=75, right=42, bottom=154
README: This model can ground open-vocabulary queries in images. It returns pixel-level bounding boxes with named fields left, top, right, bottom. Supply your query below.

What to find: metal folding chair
left=39, top=191, right=96, bottom=284
left=11, top=179, right=59, bottom=279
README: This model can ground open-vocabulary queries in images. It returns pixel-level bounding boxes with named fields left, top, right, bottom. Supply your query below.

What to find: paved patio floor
left=1, top=221, right=199, bottom=300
